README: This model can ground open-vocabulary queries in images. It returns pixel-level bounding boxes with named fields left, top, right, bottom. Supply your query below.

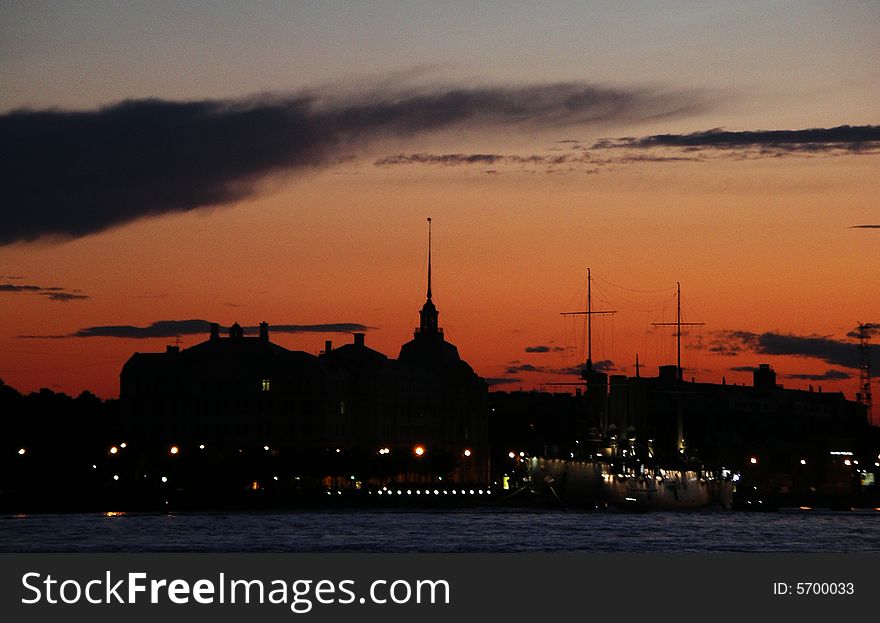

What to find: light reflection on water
left=2, top=508, right=880, bottom=553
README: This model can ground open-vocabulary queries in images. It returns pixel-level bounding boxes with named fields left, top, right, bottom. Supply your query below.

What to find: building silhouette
left=120, top=222, right=488, bottom=490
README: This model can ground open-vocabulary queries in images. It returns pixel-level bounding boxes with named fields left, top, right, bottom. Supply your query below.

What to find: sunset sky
left=1, top=1, right=878, bottom=413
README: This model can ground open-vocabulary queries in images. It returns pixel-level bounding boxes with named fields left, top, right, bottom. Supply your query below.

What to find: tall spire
left=426, top=217, right=432, bottom=300
left=417, top=217, right=440, bottom=336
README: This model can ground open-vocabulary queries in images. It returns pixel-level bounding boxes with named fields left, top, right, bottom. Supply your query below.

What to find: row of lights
left=749, top=455, right=878, bottom=467
left=376, top=445, right=473, bottom=458
left=18, top=443, right=478, bottom=461
left=372, top=488, right=490, bottom=496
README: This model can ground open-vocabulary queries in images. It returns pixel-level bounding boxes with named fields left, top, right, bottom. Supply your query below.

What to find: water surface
left=3, top=508, right=879, bottom=553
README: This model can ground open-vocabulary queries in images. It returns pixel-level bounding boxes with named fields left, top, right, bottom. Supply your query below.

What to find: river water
left=3, top=508, right=880, bottom=552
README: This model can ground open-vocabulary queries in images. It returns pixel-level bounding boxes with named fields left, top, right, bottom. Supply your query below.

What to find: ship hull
left=528, top=457, right=733, bottom=510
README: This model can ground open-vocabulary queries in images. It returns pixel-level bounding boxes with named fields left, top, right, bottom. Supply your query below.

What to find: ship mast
left=857, top=322, right=873, bottom=424
left=652, top=282, right=705, bottom=381
left=561, top=268, right=617, bottom=375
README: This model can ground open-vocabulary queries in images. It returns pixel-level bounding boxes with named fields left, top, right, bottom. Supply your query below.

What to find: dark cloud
left=376, top=153, right=506, bottom=166
left=850, top=225, right=880, bottom=229
left=592, top=124, right=880, bottom=155
left=43, top=292, right=89, bottom=302
left=269, top=324, right=371, bottom=334
left=729, top=366, right=756, bottom=373
left=0, top=282, right=88, bottom=302
left=373, top=149, right=699, bottom=171
left=524, top=345, right=567, bottom=353
left=846, top=323, right=880, bottom=340
left=20, top=319, right=370, bottom=339
left=485, top=377, right=523, bottom=387
left=374, top=152, right=587, bottom=167
left=784, top=370, right=852, bottom=381
left=1, top=82, right=703, bottom=245
left=550, top=359, right=617, bottom=375
left=711, top=330, right=861, bottom=371
left=506, top=363, right=546, bottom=374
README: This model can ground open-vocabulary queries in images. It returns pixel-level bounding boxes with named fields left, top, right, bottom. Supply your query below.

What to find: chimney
left=324, top=340, right=333, bottom=354
left=259, top=321, right=269, bottom=342
left=354, top=333, right=365, bottom=347
left=210, top=323, right=220, bottom=341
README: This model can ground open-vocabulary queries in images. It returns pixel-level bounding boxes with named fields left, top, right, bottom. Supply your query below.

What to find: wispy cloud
left=20, top=319, right=370, bottom=339
left=374, top=152, right=589, bottom=167
left=373, top=150, right=696, bottom=171
left=506, top=363, right=546, bottom=374
left=504, top=359, right=616, bottom=375
left=850, top=224, right=880, bottom=229
left=549, top=359, right=617, bottom=375
left=592, top=124, right=880, bottom=156
left=0, top=282, right=88, bottom=302
left=784, top=370, right=851, bottom=381
left=524, top=345, right=567, bottom=353
left=1, top=82, right=704, bottom=245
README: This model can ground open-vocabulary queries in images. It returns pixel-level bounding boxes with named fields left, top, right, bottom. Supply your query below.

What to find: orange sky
left=2, top=146, right=877, bottom=400
left=1, top=2, right=878, bottom=410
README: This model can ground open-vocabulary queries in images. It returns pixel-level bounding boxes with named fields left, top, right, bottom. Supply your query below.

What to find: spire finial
left=426, top=217, right=432, bottom=300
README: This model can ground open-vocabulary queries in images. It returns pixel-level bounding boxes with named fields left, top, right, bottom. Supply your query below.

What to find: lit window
left=261, top=379, right=271, bottom=391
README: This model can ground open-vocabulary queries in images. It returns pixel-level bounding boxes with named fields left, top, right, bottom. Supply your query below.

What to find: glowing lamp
left=170, top=445, right=179, bottom=455
left=17, top=448, right=26, bottom=456
left=413, top=445, right=425, bottom=457
left=749, top=457, right=758, bottom=464
left=463, top=449, right=472, bottom=457
left=110, top=446, right=118, bottom=455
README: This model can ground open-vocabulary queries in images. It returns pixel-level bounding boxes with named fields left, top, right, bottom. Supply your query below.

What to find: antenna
left=652, top=282, right=705, bottom=381
left=426, top=217, right=432, bottom=300
left=561, top=268, right=617, bottom=375
left=857, top=322, right=873, bottom=424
